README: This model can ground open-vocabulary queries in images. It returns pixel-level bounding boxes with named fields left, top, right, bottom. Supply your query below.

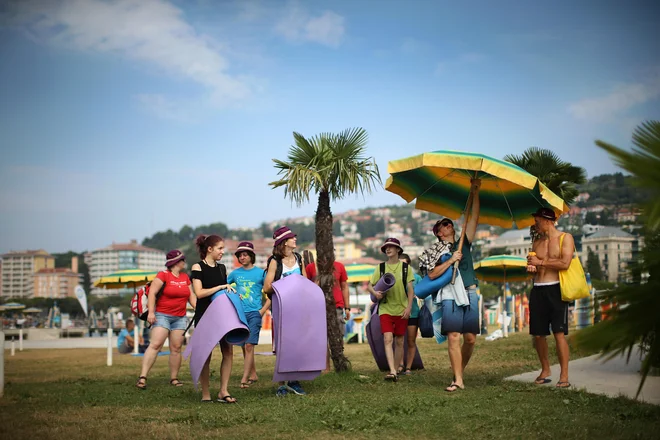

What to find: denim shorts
left=240, top=311, right=263, bottom=346
left=153, top=312, right=188, bottom=332
left=440, top=288, right=479, bottom=336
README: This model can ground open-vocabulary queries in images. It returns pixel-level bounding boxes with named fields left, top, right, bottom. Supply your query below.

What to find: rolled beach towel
left=365, top=303, right=424, bottom=371
left=370, top=272, right=396, bottom=303
left=183, top=293, right=250, bottom=389
left=271, top=274, right=327, bottom=382
left=415, top=254, right=453, bottom=299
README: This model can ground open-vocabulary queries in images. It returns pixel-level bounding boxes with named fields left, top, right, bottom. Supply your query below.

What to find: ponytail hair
left=195, top=234, right=223, bottom=259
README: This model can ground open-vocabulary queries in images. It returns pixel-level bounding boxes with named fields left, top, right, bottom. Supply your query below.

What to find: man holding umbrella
left=421, top=178, right=481, bottom=392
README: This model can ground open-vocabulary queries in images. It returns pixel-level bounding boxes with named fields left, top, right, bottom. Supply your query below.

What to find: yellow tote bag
left=558, top=233, right=590, bottom=302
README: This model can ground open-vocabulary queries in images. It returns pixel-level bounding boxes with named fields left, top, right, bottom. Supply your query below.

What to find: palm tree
left=270, top=127, right=381, bottom=372
left=575, top=120, right=660, bottom=398
left=504, top=147, right=587, bottom=205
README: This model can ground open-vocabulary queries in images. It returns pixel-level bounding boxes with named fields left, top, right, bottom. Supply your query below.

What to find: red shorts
left=379, top=314, right=408, bottom=336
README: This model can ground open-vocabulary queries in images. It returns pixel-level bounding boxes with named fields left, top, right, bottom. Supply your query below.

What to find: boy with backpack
left=367, top=238, right=415, bottom=382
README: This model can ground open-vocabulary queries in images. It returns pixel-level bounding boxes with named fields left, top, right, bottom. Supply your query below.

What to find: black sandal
left=136, top=376, right=147, bottom=390
left=384, top=373, right=398, bottom=382
left=170, top=378, right=184, bottom=387
left=217, top=395, right=237, bottom=403
left=445, top=382, right=464, bottom=392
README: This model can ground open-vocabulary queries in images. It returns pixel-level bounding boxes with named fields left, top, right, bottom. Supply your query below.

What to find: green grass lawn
left=2, top=332, right=659, bottom=440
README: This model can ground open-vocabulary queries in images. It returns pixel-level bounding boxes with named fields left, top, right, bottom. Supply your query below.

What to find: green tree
left=479, top=282, right=501, bottom=299
left=270, top=127, right=381, bottom=372
left=487, top=246, right=509, bottom=257
left=586, top=249, right=604, bottom=280
left=585, top=212, right=599, bottom=225
left=575, top=120, right=660, bottom=397
left=504, top=147, right=587, bottom=205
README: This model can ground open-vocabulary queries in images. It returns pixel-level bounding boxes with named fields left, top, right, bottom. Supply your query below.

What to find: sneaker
left=285, top=381, right=307, bottom=395
left=276, top=385, right=289, bottom=397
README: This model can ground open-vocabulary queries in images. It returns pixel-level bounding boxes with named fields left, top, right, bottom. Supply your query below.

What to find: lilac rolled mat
left=370, top=272, right=396, bottom=303
left=271, top=273, right=327, bottom=382
left=366, top=303, right=424, bottom=371
left=183, top=294, right=250, bottom=389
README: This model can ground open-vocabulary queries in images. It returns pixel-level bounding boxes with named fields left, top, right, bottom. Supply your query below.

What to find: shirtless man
left=526, top=207, right=573, bottom=389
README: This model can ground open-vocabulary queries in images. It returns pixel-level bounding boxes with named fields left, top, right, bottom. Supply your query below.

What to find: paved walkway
left=3, top=330, right=274, bottom=350
left=505, top=351, right=660, bottom=405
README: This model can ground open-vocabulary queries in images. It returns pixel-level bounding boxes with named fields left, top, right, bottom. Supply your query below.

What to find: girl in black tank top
left=190, top=235, right=237, bottom=403
left=190, top=260, right=227, bottom=325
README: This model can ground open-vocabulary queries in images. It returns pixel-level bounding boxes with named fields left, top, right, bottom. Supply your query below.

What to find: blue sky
left=1, top=0, right=659, bottom=254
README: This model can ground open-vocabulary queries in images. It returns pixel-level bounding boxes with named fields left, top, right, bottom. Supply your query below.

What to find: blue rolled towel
left=415, top=254, right=453, bottom=299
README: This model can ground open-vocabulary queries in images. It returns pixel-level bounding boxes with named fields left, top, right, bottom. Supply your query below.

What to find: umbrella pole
left=451, top=173, right=477, bottom=285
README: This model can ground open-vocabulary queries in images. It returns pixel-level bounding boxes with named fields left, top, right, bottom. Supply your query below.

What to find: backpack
left=379, top=262, right=409, bottom=296
left=418, top=303, right=434, bottom=338
left=267, top=252, right=303, bottom=282
left=131, top=279, right=165, bottom=324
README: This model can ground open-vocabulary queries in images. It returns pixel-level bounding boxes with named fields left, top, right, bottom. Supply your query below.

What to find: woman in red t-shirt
left=136, top=250, right=196, bottom=390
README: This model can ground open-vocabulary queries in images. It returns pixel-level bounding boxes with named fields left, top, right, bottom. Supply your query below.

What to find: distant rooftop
left=94, top=240, right=164, bottom=253
left=1, top=249, right=52, bottom=258
left=584, top=226, right=634, bottom=239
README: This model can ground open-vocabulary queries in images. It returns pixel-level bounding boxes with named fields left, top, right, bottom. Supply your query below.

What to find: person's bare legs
left=383, top=332, right=397, bottom=375
left=168, top=330, right=184, bottom=382
left=447, top=332, right=464, bottom=388
left=534, top=335, right=552, bottom=382
left=139, top=327, right=169, bottom=382
left=218, top=341, right=234, bottom=400
left=553, top=332, right=570, bottom=385
left=241, top=344, right=256, bottom=386
left=200, top=355, right=212, bottom=401
left=461, top=332, right=476, bottom=371
left=393, top=335, right=405, bottom=373
left=405, top=325, right=417, bottom=370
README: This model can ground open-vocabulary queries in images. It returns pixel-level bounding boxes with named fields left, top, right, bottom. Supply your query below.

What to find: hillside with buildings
left=0, top=173, right=648, bottom=300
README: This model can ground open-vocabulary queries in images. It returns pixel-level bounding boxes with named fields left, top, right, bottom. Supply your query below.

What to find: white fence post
left=133, top=322, right=140, bottom=355
left=107, top=329, right=113, bottom=366
left=10, top=338, right=15, bottom=356
left=1, top=331, right=5, bottom=398
left=19, top=329, right=23, bottom=352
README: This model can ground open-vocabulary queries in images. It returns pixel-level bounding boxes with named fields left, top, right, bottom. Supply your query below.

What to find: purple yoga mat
left=370, top=272, right=396, bottom=302
left=366, top=303, right=424, bottom=371
left=271, top=274, right=327, bottom=382
left=183, top=294, right=250, bottom=389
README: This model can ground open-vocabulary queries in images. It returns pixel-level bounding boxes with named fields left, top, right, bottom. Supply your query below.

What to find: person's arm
left=263, top=259, right=278, bottom=295
left=428, top=252, right=462, bottom=280
left=260, top=296, right=272, bottom=316
left=187, top=284, right=197, bottom=309
left=190, top=263, right=233, bottom=298
left=125, top=330, right=135, bottom=345
left=465, top=178, right=481, bottom=243
left=146, top=277, right=164, bottom=325
left=528, top=234, right=573, bottom=271
left=340, top=280, right=350, bottom=319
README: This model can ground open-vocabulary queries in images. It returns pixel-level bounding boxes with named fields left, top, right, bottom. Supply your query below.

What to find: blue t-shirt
left=228, top=266, right=266, bottom=313
left=117, top=329, right=129, bottom=348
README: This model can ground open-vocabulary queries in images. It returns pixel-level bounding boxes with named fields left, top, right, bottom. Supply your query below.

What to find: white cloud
left=568, top=76, right=660, bottom=122
left=275, top=4, right=345, bottom=48
left=135, top=94, right=194, bottom=122
left=6, top=0, right=252, bottom=107
left=434, top=52, right=487, bottom=75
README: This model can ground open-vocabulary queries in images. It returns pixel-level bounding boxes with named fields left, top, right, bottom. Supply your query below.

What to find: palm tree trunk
left=316, top=190, right=350, bottom=372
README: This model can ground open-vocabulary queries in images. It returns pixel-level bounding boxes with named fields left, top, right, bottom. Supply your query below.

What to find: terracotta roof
left=94, top=240, right=164, bottom=253
left=36, top=268, right=79, bottom=275
left=1, top=249, right=52, bottom=258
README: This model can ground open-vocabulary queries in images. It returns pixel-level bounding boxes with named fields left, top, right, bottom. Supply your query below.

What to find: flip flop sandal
left=136, top=376, right=147, bottom=390
left=240, top=383, right=250, bottom=389
left=445, top=382, right=464, bottom=392
left=247, top=378, right=258, bottom=384
left=217, top=395, right=238, bottom=403
left=201, top=399, right=214, bottom=403
left=534, top=377, right=552, bottom=385
left=384, top=373, right=398, bottom=382
left=555, top=381, right=571, bottom=389
left=402, top=368, right=412, bottom=376
left=169, top=378, right=184, bottom=387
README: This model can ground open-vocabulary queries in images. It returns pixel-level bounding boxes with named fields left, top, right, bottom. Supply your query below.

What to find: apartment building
left=582, top=227, right=639, bottom=283
left=90, top=240, right=166, bottom=296
left=33, top=256, right=81, bottom=298
left=1, top=249, right=55, bottom=298
left=482, top=229, right=533, bottom=257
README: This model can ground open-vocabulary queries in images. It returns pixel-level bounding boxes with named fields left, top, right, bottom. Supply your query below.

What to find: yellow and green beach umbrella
left=474, top=255, right=531, bottom=283
left=385, top=150, right=568, bottom=229
left=345, top=264, right=376, bottom=283
left=93, top=269, right=159, bottom=290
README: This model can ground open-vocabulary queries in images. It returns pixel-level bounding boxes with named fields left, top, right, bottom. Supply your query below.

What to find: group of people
left=131, top=177, right=575, bottom=400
